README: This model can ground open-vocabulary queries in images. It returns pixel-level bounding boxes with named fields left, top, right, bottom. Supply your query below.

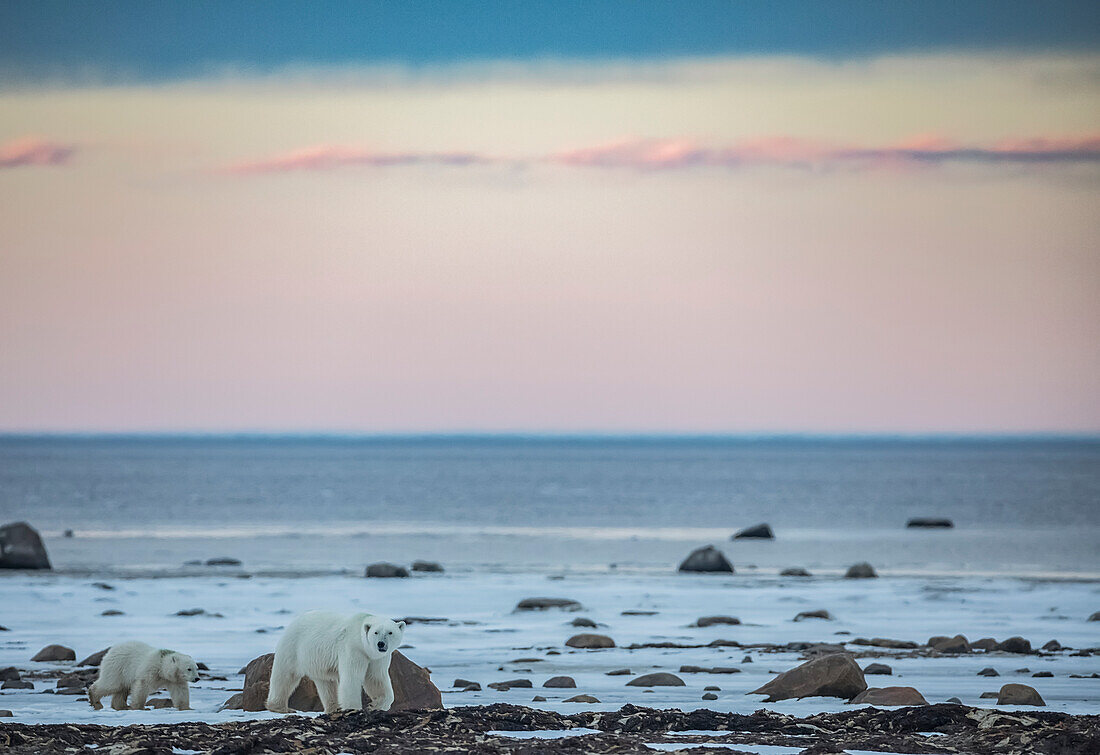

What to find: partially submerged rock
left=411, top=560, right=444, bottom=573
left=845, top=562, right=877, bottom=579
left=794, top=609, right=832, bottom=621
left=780, top=567, right=812, bottom=577
left=749, top=654, right=867, bottom=702
left=997, top=636, right=1033, bottom=654
left=906, top=518, right=953, bottom=529
left=365, top=562, right=409, bottom=578
left=32, top=644, right=75, bottom=662
left=565, top=633, right=615, bottom=649
left=488, top=679, right=532, bottom=691
left=0, top=522, right=51, bottom=570
left=678, top=545, right=733, bottom=573
left=850, top=638, right=918, bottom=649
left=863, top=663, right=892, bottom=676
left=928, top=635, right=971, bottom=654
left=693, top=615, right=740, bottom=627
left=515, top=598, right=582, bottom=612
left=543, top=676, right=576, bottom=688
left=850, top=686, right=928, bottom=706
left=732, top=523, right=774, bottom=539
left=997, top=683, right=1045, bottom=706
left=626, top=673, right=685, bottom=687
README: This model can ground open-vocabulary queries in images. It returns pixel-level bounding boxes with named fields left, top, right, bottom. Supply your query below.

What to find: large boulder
left=515, top=598, right=582, bottom=612
left=928, top=635, right=971, bottom=654
left=77, top=648, right=110, bottom=667
left=626, top=673, right=685, bottom=687
left=222, top=651, right=440, bottom=712
left=845, top=562, right=877, bottom=579
left=906, top=518, right=953, bottom=529
left=565, top=633, right=615, bottom=649
left=32, top=644, right=75, bottom=662
left=749, top=654, right=867, bottom=702
left=678, top=545, right=733, bottom=573
left=997, top=637, right=1033, bottom=654
left=0, top=522, right=51, bottom=570
left=851, top=686, right=928, bottom=706
left=732, top=523, right=774, bottom=540
left=997, top=683, right=1045, bottom=706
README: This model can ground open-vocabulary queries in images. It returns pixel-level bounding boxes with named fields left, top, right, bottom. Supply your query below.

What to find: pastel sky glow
left=1, top=3, right=1099, bottom=434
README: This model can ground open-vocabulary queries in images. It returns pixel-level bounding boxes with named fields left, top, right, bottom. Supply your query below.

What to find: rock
left=946, top=697, right=963, bottom=703
left=742, top=656, right=753, bottom=663
left=1, top=680, right=32, bottom=689
left=100, top=609, right=124, bottom=616
left=365, top=562, right=409, bottom=578
left=997, top=637, right=1032, bottom=654
left=702, top=692, right=718, bottom=700
left=32, top=644, right=75, bottom=662
left=1032, top=671, right=1053, bottom=678
left=906, top=518, right=953, bottom=528
left=997, top=683, right=1045, bottom=706
left=780, top=567, right=812, bottom=577
left=626, top=673, right=685, bottom=687
left=146, top=698, right=173, bottom=709
left=851, top=687, right=928, bottom=705
left=978, top=667, right=999, bottom=677
left=77, top=648, right=109, bottom=667
left=794, top=610, right=832, bottom=621
left=531, top=695, right=546, bottom=701
left=91, top=582, right=114, bottom=590
left=543, top=676, right=576, bottom=688
left=411, top=560, right=444, bottom=572
left=850, top=638, right=918, bottom=650
left=621, top=610, right=657, bottom=616
left=453, top=678, right=478, bottom=688
left=0, top=710, right=11, bottom=717
left=971, top=638, right=999, bottom=651
left=1014, top=668, right=1031, bottom=674
left=565, top=634, right=615, bottom=649
left=204, top=557, right=242, bottom=566
left=980, top=691, right=999, bottom=699
left=515, top=598, right=582, bottom=612
left=0, top=522, right=51, bottom=570
left=693, top=616, right=740, bottom=627
left=570, top=618, right=598, bottom=628
left=929, top=635, right=970, bottom=654
left=175, top=608, right=206, bottom=616
left=732, top=523, right=774, bottom=539
left=488, top=679, right=532, bottom=691
left=1088, top=611, right=1100, bottom=622
left=749, top=654, right=867, bottom=702
left=463, top=683, right=481, bottom=691
left=223, top=651, right=439, bottom=712
left=845, top=562, right=877, bottom=579
left=704, top=685, right=720, bottom=691
left=863, top=663, right=892, bottom=676
left=1042, top=640, right=1062, bottom=652
left=606, top=669, right=631, bottom=676
left=563, top=694, right=599, bottom=703
left=678, top=545, right=733, bottom=573
left=0, top=667, right=19, bottom=681
left=680, top=666, right=740, bottom=674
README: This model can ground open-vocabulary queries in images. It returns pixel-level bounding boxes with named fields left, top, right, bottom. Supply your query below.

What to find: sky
left=1, top=2, right=1098, bottom=434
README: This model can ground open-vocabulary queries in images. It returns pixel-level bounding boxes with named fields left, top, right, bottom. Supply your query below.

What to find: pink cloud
left=223, top=145, right=494, bottom=174
left=0, top=137, right=75, bottom=168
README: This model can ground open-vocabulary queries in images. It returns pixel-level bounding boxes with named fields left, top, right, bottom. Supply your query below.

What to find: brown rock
left=488, top=679, right=532, bottom=691
left=794, top=610, right=832, bottom=621
left=0, top=710, right=11, bottom=717
left=565, top=633, right=615, bottom=649
left=78, top=648, right=110, bottom=667
left=693, top=616, right=740, bottom=627
left=850, top=638, right=918, bottom=649
left=531, top=695, right=546, bottom=701
left=56, top=674, right=85, bottom=689
left=32, top=644, right=75, bottom=662
left=996, top=636, right=1032, bottom=654
left=1042, top=640, right=1062, bottom=652
left=0, top=521, right=51, bottom=570
left=563, top=694, right=600, bottom=703
left=997, top=683, right=1045, bottom=706
left=146, top=698, right=173, bottom=709
left=570, top=617, right=597, bottom=628
left=626, top=673, right=685, bottom=687
left=679, top=665, right=740, bottom=674
left=224, top=650, right=440, bottom=712
left=543, top=676, right=576, bottom=688
left=929, top=635, right=970, bottom=654
left=850, top=686, right=928, bottom=706
left=845, top=562, right=877, bottom=579
left=749, top=654, right=867, bottom=702
left=606, top=669, right=631, bottom=676
left=971, top=638, right=999, bottom=651
left=863, top=663, right=892, bottom=675
left=453, top=678, right=478, bottom=688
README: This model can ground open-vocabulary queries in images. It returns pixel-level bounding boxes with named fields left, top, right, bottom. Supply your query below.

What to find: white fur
left=266, top=610, right=405, bottom=714
left=88, top=641, right=199, bottom=711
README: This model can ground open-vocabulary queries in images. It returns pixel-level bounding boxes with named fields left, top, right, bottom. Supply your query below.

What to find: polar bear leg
left=129, top=679, right=150, bottom=710
left=88, top=682, right=104, bottom=710
left=316, top=678, right=339, bottom=713
left=363, top=659, right=394, bottom=711
left=265, top=652, right=299, bottom=713
left=111, top=690, right=130, bottom=710
left=168, top=682, right=191, bottom=710
left=337, top=657, right=367, bottom=711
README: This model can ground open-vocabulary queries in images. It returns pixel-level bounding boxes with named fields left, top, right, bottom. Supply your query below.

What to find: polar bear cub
left=88, top=641, right=200, bottom=710
left=266, top=610, right=405, bottom=714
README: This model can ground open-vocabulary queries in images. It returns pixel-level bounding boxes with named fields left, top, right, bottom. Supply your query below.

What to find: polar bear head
left=160, top=649, right=200, bottom=683
left=360, top=617, right=405, bottom=660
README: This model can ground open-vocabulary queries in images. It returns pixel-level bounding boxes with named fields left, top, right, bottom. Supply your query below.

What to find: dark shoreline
left=2, top=703, right=1097, bottom=755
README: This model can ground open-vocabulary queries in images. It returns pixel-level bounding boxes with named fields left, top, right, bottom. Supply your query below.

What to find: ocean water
left=2, top=436, right=1098, bottom=577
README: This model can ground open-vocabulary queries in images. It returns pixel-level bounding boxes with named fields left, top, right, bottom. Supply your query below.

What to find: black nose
left=377, top=641, right=386, bottom=651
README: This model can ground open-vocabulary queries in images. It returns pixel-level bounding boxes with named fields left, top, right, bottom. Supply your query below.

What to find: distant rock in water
left=626, top=673, right=685, bottom=687
left=750, top=655, right=867, bottom=702
left=996, top=636, right=1033, bottom=654
left=906, top=518, right=954, bottom=529
left=732, top=523, right=774, bottom=540
left=863, top=663, right=892, bottom=676
left=569, top=617, right=597, bottom=628
left=928, top=635, right=971, bottom=654
left=32, top=644, right=75, bottom=662
left=411, top=560, right=444, bottom=573
left=515, top=598, right=582, bottom=612
left=693, top=616, right=740, bottom=628
left=1088, top=611, right=1100, bottom=622
left=678, top=545, right=734, bottom=573
left=997, top=683, right=1045, bottom=706
left=851, top=686, right=928, bottom=706
left=0, top=522, right=51, bottom=570
left=780, top=567, right=812, bottom=577
left=365, top=563, right=409, bottom=578
left=565, top=633, right=615, bottom=649
left=794, top=610, right=832, bottom=622
left=205, top=557, right=242, bottom=566
left=845, top=562, right=877, bottom=579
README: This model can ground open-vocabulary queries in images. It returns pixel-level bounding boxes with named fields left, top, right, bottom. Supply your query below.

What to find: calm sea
left=1, top=437, right=1098, bottom=577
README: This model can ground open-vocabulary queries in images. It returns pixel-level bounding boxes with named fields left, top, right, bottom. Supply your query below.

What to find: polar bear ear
left=396, top=620, right=406, bottom=630
left=362, top=621, right=372, bottom=633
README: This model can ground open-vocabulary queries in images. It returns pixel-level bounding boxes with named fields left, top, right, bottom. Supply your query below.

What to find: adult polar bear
left=267, top=611, right=406, bottom=713
left=88, top=641, right=200, bottom=710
